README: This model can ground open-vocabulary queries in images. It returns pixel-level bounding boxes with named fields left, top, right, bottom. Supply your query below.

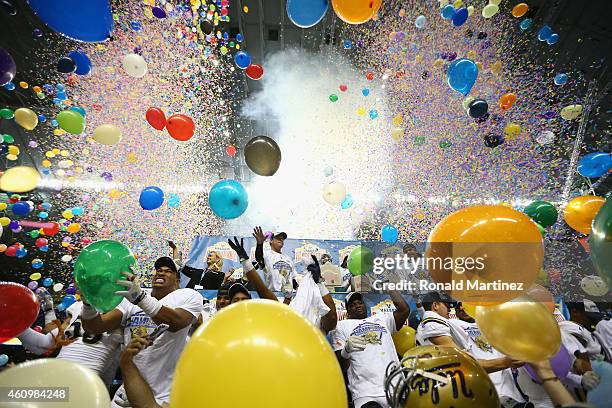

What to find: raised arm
left=80, top=297, right=124, bottom=335
left=120, top=336, right=163, bottom=408
left=228, top=237, right=277, bottom=301
left=252, top=226, right=266, bottom=267
left=388, top=290, right=410, bottom=330
left=308, top=255, right=337, bottom=333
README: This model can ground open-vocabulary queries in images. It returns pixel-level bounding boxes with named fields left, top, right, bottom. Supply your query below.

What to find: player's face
left=347, top=298, right=367, bottom=319
left=434, top=301, right=450, bottom=318
left=216, top=292, right=230, bottom=309
left=152, top=267, right=178, bottom=290
left=270, top=237, right=284, bottom=252
left=231, top=292, right=250, bottom=303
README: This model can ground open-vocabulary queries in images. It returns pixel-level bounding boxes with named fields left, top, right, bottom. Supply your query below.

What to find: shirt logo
left=350, top=321, right=387, bottom=345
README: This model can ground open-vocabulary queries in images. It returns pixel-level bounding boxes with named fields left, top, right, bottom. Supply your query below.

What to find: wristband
left=317, top=282, right=330, bottom=297
left=340, top=347, right=350, bottom=359
left=241, top=260, right=255, bottom=273
left=81, top=303, right=99, bottom=320
left=137, top=293, right=162, bottom=317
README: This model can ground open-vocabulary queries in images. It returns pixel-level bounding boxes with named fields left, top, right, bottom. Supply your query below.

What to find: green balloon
left=57, top=110, right=86, bottom=134
left=535, top=223, right=546, bottom=237
left=589, top=197, right=612, bottom=288
left=347, top=246, right=374, bottom=277
left=74, top=240, right=135, bottom=312
left=3, top=134, right=15, bottom=143
left=0, top=108, right=14, bottom=119
left=524, top=200, right=558, bottom=227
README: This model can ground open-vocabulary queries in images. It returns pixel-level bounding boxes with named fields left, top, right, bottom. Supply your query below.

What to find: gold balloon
left=563, top=195, right=605, bottom=234
left=393, top=325, right=416, bottom=356
left=0, top=358, right=110, bottom=407
left=244, top=135, right=282, bottom=176
left=14, top=108, right=38, bottom=130
left=92, top=124, right=122, bottom=145
left=0, top=166, right=41, bottom=192
left=560, top=104, right=583, bottom=120
left=475, top=296, right=561, bottom=362
left=171, top=300, right=347, bottom=407
left=387, top=345, right=499, bottom=408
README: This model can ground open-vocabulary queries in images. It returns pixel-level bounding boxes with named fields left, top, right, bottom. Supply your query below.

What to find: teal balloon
left=589, top=198, right=612, bottom=288
left=381, top=224, right=398, bottom=244
left=208, top=179, right=248, bottom=219
left=524, top=201, right=558, bottom=227
left=74, top=240, right=135, bottom=313
left=347, top=246, right=374, bottom=277
left=588, top=361, right=612, bottom=408
left=447, top=58, right=478, bottom=96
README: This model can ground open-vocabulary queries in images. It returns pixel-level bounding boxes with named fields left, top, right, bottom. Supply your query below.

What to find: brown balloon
left=244, top=136, right=282, bottom=176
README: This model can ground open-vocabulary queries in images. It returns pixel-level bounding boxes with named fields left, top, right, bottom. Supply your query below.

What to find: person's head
left=422, top=292, right=452, bottom=319
left=320, top=253, right=332, bottom=265
left=152, top=257, right=180, bottom=293
left=206, top=251, right=223, bottom=272
left=455, top=302, right=475, bottom=323
left=346, top=292, right=367, bottom=319
left=216, top=283, right=231, bottom=310
left=270, top=232, right=287, bottom=253
left=403, top=243, right=420, bottom=260
left=229, top=283, right=251, bottom=303
left=567, top=301, right=604, bottom=330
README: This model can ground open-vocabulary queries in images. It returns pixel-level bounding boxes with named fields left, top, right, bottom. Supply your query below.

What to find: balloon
left=42, top=221, right=61, bottom=236
left=0, top=166, right=41, bottom=192
left=91, top=123, right=121, bottom=146
left=577, top=152, right=612, bottom=178
left=524, top=200, right=558, bottom=227
left=347, top=246, right=374, bottom=276
left=244, top=135, right=282, bottom=176
left=563, top=196, right=605, bottom=234
left=0, top=359, right=110, bottom=407
left=208, top=179, right=248, bottom=219
left=525, top=345, right=571, bottom=382
left=590, top=198, right=612, bottom=288
left=519, top=18, right=532, bottom=30
left=392, top=326, right=416, bottom=356
left=172, top=300, right=347, bottom=407
left=341, top=194, right=353, bottom=209
left=441, top=4, right=455, bottom=19
left=525, top=283, right=555, bottom=312
left=139, top=186, right=164, bottom=210
left=57, top=56, right=76, bottom=73
left=588, top=361, right=612, bottom=407
left=145, top=107, right=166, bottom=130
left=447, top=58, right=478, bottom=96
left=475, top=296, right=561, bottom=362
left=0, top=282, right=39, bottom=342
left=0, top=108, right=14, bottom=119
left=57, top=109, right=86, bottom=134
left=580, top=275, right=608, bottom=297
left=554, top=73, right=568, bottom=86
left=499, top=92, right=517, bottom=110
left=68, top=50, right=92, bottom=75
left=12, top=201, right=31, bottom=216
left=538, top=25, right=552, bottom=41
left=560, top=104, right=583, bottom=120
left=166, top=114, right=195, bottom=141
left=381, top=224, right=399, bottom=244
left=483, top=134, right=504, bottom=148
left=512, top=3, right=528, bottom=18
left=234, top=51, right=251, bottom=69
left=74, top=240, right=135, bottom=313
left=122, top=53, right=147, bottom=78
left=482, top=3, right=499, bottom=18
left=322, top=181, right=347, bottom=205
left=200, top=19, right=214, bottom=34
left=245, top=64, right=264, bottom=80
left=69, top=106, right=86, bottom=117
left=547, top=33, right=559, bottom=45
left=426, top=205, right=543, bottom=305
left=14, top=108, right=38, bottom=130
left=286, top=0, right=328, bottom=28
left=452, top=7, right=468, bottom=26
left=332, top=0, right=381, bottom=24
left=0, top=354, right=7, bottom=366
left=414, top=15, right=427, bottom=29
left=0, top=47, right=16, bottom=86
left=468, top=99, right=488, bottom=118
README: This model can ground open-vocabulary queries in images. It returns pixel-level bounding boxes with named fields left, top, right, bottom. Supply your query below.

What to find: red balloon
left=166, top=114, right=195, bottom=141
left=0, top=282, right=39, bottom=342
left=146, top=107, right=166, bottom=131
left=226, top=144, right=237, bottom=157
left=35, top=238, right=48, bottom=248
left=42, top=221, right=60, bottom=236
left=245, top=64, right=264, bottom=80
left=5, top=246, right=17, bottom=257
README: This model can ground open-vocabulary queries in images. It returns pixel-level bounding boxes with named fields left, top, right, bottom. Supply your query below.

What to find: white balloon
left=122, top=53, right=148, bottom=78
left=536, top=130, right=555, bottom=145
left=580, top=275, right=608, bottom=297
left=322, top=181, right=347, bottom=205
left=53, top=283, right=64, bottom=292
left=61, top=255, right=73, bottom=263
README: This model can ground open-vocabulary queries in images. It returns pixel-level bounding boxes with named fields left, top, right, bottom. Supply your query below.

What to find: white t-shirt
left=330, top=313, right=398, bottom=400
left=559, top=320, right=602, bottom=358
left=113, top=288, right=202, bottom=405
left=340, top=267, right=352, bottom=290
left=263, top=250, right=295, bottom=291
left=595, top=318, right=612, bottom=359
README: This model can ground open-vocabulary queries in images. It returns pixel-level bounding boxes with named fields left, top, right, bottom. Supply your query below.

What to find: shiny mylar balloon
left=244, top=135, right=282, bottom=176
left=563, top=195, right=605, bottom=234
left=57, top=109, right=86, bottom=134
left=0, top=47, right=16, bottom=86
left=0, top=166, right=41, bottom=192
left=0, top=282, right=39, bottom=342
left=347, top=246, right=374, bottom=276
left=139, top=186, right=164, bottom=210
left=381, top=224, right=399, bottom=244
left=74, top=240, right=135, bottom=313
left=208, top=179, right=248, bottom=219
left=447, top=58, right=478, bottom=96
left=166, top=114, right=195, bottom=141
left=577, top=152, right=612, bottom=178
left=14, top=108, right=38, bottom=130
left=172, top=300, right=347, bottom=407
left=523, top=200, right=558, bottom=227
left=590, top=198, right=612, bottom=288
left=286, top=0, right=328, bottom=28
left=332, top=0, right=381, bottom=24
left=145, top=107, right=166, bottom=130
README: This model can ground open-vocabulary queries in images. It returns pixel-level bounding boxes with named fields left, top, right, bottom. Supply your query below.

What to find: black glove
left=307, top=255, right=321, bottom=283
left=228, top=237, right=249, bottom=262
left=340, top=255, right=348, bottom=269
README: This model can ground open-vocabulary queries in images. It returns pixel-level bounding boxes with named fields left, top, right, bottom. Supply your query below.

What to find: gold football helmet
left=385, top=345, right=500, bottom=408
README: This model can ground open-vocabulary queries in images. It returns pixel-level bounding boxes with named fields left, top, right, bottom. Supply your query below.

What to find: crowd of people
left=2, top=227, right=611, bottom=408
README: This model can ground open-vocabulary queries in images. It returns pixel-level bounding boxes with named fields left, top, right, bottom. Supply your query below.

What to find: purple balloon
left=28, top=281, right=39, bottom=290
left=8, top=220, right=19, bottom=229
left=525, top=345, right=571, bottom=383
left=152, top=6, right=166, bottom=18
left=0, top=47, right=16, bottom=86
left=65, top=286, right=76, bottom=295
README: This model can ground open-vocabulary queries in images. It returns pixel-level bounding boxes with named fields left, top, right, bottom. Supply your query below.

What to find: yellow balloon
left=171, top=300, right=347, bottom=407
left=467, top=5, right=474, bottom=15
left=391, top=128, right=404, bottom=141
left=14, top=108, right=38, bottom=130
left=462, top=96, right=475, bottom=110
left=453, top=0, right=463, bottom=9
left=8, top=145, right=20, bottom=155
left=92, top=124, right=122, bottom=145
left=0, top=166, right=41, bottom=192
left=0, top=203, right=6, bottom=211
left=489, top=0, right=502, bottom=5
left=560, top=104, right=583, bottom=121
left=482, top=4, right=499, bottom=18
left=0, top=359, right=110, bottom=407
left=392, top=325, right=416, bottom=356
left=563, top=195, right=605, bottom=234
left=67, top=223, right=81, bottom=233
left=475, top=296, right=561, bottom=362
left=0, top=217, right=10, bottom=226
left=62, top=210, right=74, bottom=220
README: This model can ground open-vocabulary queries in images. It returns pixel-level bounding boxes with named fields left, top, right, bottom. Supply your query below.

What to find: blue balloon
left=577, top=152, right=612, bottom=178
left=208, top=179, right=248, bottom=219
left=236, top=33, right=244, bottom=43
left=447, top=58, right=478, bottom=96
left=441, top=4, right=455, bottom=20
left=3, top=82, right=15, bottom=90
left=16, top=248, right=28, bottom=258
left=42, top=202, right=52, bottom=210
left=68, top=50, right=92, bottom=75
left=519, top=18, right=532, bottom=30
left=415, top=15, right=427, bottom=29
left=71, top=206, right=84, bottom=215
left=0, top=354, right=8, bottom=366
left=61, top=295, right=77, bottom=309
left=38, top=211, right=49, bottom=219
left=286, top=0, right=328, bottom=28
left=69, top=106, right=86, bottom=117
left=538, top=25, right=552, bottom=41
left=554, top=73, right=568, bottom=86
left=546, top=33, right=559, bottom=45
left=12, top=201, right=31, bottom=216
left=381, top=224, right=399, bottom=244
left=452, top=7, right=468, bottom=27
left=139, top=186, right=164, bottom=210
left=588, top=361, right=612, bottom=407
left=234, top=51, right=251, bottom=69
left=27, top=0, right=113, bottom=42
left=42, top=277, right=53, bottom=287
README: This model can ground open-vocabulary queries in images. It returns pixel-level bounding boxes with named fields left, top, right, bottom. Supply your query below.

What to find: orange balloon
left=511, top=3, right=529, bottom=18
left=563, top=195, right=605, bottom=234
left=426, top=205, right=543, bottom=305
left=332, top=0, right=382, bottom=24
left=499, top=93, right=517, bottom=110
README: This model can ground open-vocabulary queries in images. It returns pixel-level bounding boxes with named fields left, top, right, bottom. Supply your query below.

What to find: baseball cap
left=154, top=257, right=178, bottom=275
left=218, top=282, right=232, bottom=296
left=421, top=291, right=454, bottom=305
left=228, top=282, right=251, bottom=301
left=345, top=291, right=363, bottom=307
left=272, top=232, right=287, bottom=240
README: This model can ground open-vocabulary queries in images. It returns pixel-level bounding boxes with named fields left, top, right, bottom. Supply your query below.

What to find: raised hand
left=115, top=271, right=145, bottom=304
left=307, top=255, right=322, bottom=283
left=252, top=226, right=266, bottom=245
left=228, top=237, right=249, bottom=261
left=168, top=240, right=176, bottom=250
